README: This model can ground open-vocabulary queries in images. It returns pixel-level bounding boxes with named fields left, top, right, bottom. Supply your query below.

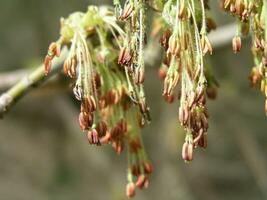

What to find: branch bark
left=0, top=48, right=68, bottom=117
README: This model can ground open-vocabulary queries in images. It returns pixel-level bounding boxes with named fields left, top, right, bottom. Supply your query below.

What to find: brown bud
left=96, top=121, right=107, bottom=138
left=100, top=132, right=112, bottom=144
left=249, top=67, right=262, bottom=87
left=232, top=36, right=242, bottom=53
left=94, top=72, right=102, bottom=89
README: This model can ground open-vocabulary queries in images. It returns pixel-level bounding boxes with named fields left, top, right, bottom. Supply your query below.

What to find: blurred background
left=1, top=0, right=267, bottom=200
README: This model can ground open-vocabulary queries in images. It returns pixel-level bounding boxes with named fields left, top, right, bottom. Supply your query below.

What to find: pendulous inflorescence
left=44, top=6, right=152, bottom=198
left=221, top=0, right=267, bottom=113
left=42, top=0, right=219, bottom=198
left=152, top=0, right=218, bottom=162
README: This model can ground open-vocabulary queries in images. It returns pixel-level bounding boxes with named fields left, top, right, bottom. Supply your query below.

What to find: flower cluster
left=221, top=0, right=267, bottom=113
left=153, top=0, right=218, bottom=161
left=44, top=6, right=152, bottom=198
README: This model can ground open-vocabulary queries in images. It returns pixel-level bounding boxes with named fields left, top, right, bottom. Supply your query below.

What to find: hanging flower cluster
left=152, top=0, right=218, bottom=162
left=44, top=6, right=152, bottom=198
left=221, top=0, right=267, bottom=113
left=42, top=0, right=220, bottom=197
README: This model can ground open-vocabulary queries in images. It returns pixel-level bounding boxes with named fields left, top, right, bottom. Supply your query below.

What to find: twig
left=0, top=69, right=32, bottom=90
left=0, top=48, right=68, bottom=117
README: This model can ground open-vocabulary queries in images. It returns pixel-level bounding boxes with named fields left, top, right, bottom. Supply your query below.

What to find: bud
left=119, top=4, right=134, bottom=21
left=144, top=161, right=153, bottom=174
left=48, top=42, right=60, bottom=57
left=135, top=68, right=145, bottom=84
left=118, top=47, right=132, bottom=66
left=79, top=112, right=93, bottom=130
left=182, top=142, right=193, bottom=162
left=96, top=121, right=107, bottom=137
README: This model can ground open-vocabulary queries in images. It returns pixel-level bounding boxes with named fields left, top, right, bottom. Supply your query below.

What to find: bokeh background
left=1, top=1, right=267, bottom=200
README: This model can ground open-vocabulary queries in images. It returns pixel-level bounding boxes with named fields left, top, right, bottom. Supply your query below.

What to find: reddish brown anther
left=143, top=161, right=153, bottom=174
left=120, top=4, right=134, bottom=21
left=87, top=129, right=100, bottom=145
left=126, top=182, right=136, bottom=198
left=232, top=36, right=242, bottom=53
left=164, top=93, right=175, bottom=103
left=96, top=121, right=107, bottom=138
left=249, top=67, right=262, bottom=87
left=118, top=47, right=132, bottom=66
left=79, top=112, right=93, bottom=130
left=159, top=29, right=172, bottom=51
left=136, top=175, right=147, bottom=189
left=44, top=55, right=52, bottom=76
left=182, top=142, right=193, bottom=162
left=158, top=66, right=167, bottom=80
left=135, top=68, right=145, bottom=84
